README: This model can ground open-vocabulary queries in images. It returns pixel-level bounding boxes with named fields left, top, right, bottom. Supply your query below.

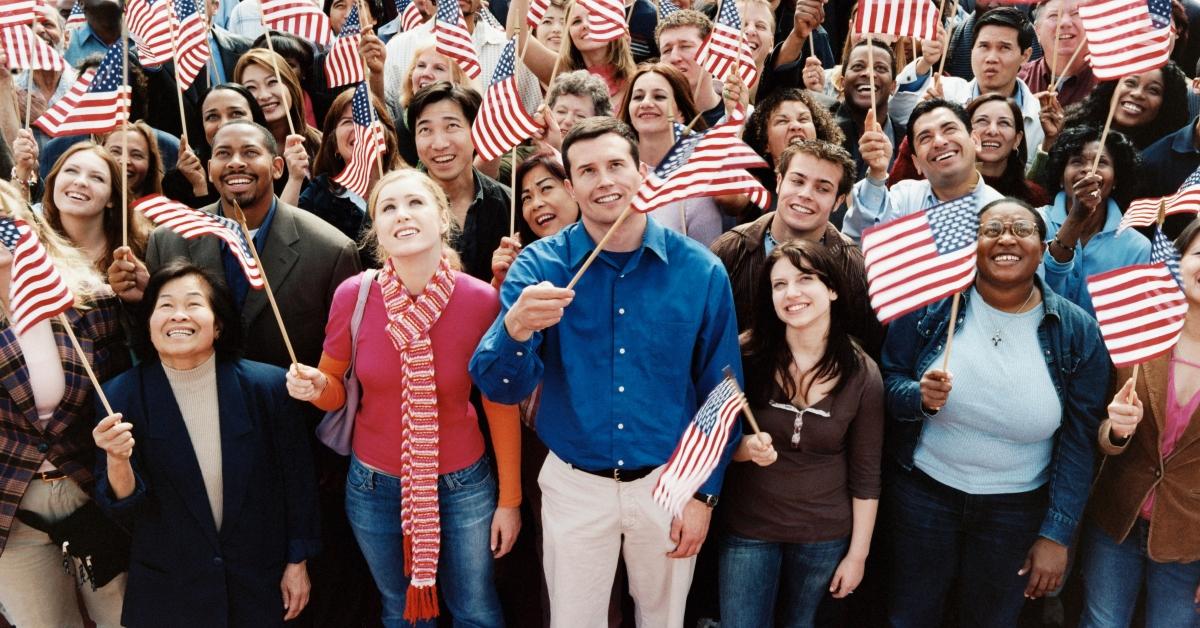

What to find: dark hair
left=196, top=83, right=270, bottom=157
left=313, top=87, right=401, bottom=180
left=80, top=51, right=150, bottom=122
left=141, top=261, right=243, bottom=362
left=1039, top=125, right=1141, bottom=209
left=1174, top=217, right=1200, bottom=256
left=966, top=94, right=1032, bottom=198
left=980, top=197, right=1047, bottom=240
left=741, top=240, right=862, bottom=406
left=561, top=116, right=640, bottom=180
left=618, top=63, right=705, bottom=133
left=251, top=31, right=315, bottom=83
left=841, top=38, right=896, bottom=77
left=776, top=139, right=856, bottom=198
left=514, top=156, right=571, bottom=244
left=1063, top=62, right=1189, bottom=149
left=406, top=81, right=482, bottom=132
left=324, top=0, right=384, bottom=22
left=215, top=119, right=280, bottom=156
left=972, top=7, right=1035, bottom=51
left=745, top=88, right=844, bottom=165
left=906, top=98, right=971, bottom=149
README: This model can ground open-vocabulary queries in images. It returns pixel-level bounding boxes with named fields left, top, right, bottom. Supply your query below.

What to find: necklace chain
left=983, top=288, right=1037, bottom=347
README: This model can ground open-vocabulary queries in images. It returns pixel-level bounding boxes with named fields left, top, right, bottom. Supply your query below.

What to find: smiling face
left=1062, top=140, right=1115, bottom=204
left=1036, top=0, right=1084, bottom=70
left=775, top=152, right=845, bottom=240
left=1113, top=69, right=1164, bottom=129
left=627, top=72, right=679, bottom=136
left=536, top=4, right=566, bottom=51
left=240, top=63, right=290, bottom=125
left=371, top=174, right=447, bottom=260
left=770, top=255, right=836, bottom=331
left=563, top=133, right=644, bottom=230
left=738, top=1, right=773, bottom=67
left=765, top=100, right=818, bottom=163
left=410, top=48, right=455, bottom=93
left=976, top=202, right=1045, bottom=288
left=202, top=89, right=256, bottom=144
left=912, top=107, right=979, bottom=190
left=568, top=6, right=605, bottom=53
left=551, top=93, right=596, bottom=135
left=328, top=0, right=351, bottom=33
left=970, top=100, right=1022, bottom=166
left=32, top=4, right=62, bottom=48
left=103, top=129, right=150, bottom=194
left=971, top=24, right=1030, bottom=93
left=843, top=44, right=894, bottom=113
left=149, top=274, right=219, bottom=370
left=414, top=99, right=474, bottom=184
left=52, top=150, right=113, bottom=223
left=207, top=124, right=284, bottom=209
left=1179, top=233, right=1200, bottom=306
left=333, top=103, right=356, bottom=163
left=657, top=26, right=705, bottom=87
left=520, top=164, right=579, bottom=238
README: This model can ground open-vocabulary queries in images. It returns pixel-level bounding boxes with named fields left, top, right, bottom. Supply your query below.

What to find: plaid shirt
left=0, top=291, right=129, bottom=555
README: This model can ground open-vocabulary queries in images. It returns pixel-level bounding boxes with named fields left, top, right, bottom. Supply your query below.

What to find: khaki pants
left=0, top=478, right=126, bottom=628
left=539, top=452, right=696, bottom=628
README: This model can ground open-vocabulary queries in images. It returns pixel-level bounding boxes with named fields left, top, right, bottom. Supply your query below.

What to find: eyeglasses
left=769, top=401, right=831, bottom=449
left=979, top=220, right=1038, bottom=239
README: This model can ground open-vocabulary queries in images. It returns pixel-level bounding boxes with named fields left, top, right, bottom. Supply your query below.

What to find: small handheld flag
left=853, top=0, right=939, bottom=40
left=0, top=1, right=36, bottom=29
left=171, top=0, right=213, bottom=90
left=1078, top=0, right=1172, bottom=80
left=699, top=0, right=758, bottom=88
left=471, top=38, right=539, bottom=161
left=0, top=218, right=75, bottom=335
left=262, top=0, right=334, bottom=47
left=326, top=1, right=365, bottom=87
left=65, top=1, right=85, bottom=31
left=1121, top=167, right=1200, bottom=232
left=395, top=0, right=427, bottom=31
left=435, top=0, right=482, bottom=79
left=126, top=0, right=174, bottom=68
left=34, top=43, right=131, bottom=137
left=133, top=195, right=266, bottom=288
left=576, top=0, right=628, bottom=43
left=0, top=25, right=66, bottom=72
left=333, top=84, right=387, bottom=198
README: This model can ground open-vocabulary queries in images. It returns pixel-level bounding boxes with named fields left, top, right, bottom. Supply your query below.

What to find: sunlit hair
left=617, top=63, right=705, bottom=133
left=313, top=88, right=404, bottom=184
left=401, top=41, right=473, bottom=107
left=365, top=169, right=461, bottom=266
left=559, top=1, right=635, bottom=92
left=41, top=143, right=149, bottom=275
left=735, top=0, right=775, bottom=34
left=233, top=48, right=322, bottom=154
left=101, top=120, right=164, bottom=197
left=0, top=181, right=106, bottom=308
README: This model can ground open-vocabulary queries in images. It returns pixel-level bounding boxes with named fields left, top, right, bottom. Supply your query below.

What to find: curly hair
left=1039, top=125, right=1142, bottom=209
left=745, top=88, right=844, bottom=167
left=1063, top=61, right=1189, bottom=150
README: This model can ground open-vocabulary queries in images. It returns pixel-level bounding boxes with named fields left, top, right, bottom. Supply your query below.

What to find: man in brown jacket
left=710, top=139, right=882, bottom=355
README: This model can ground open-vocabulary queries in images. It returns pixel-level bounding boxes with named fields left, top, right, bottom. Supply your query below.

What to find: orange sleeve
left=311, top=354, right=349, bottom=412
left=481, top=396, right=522, bottom=508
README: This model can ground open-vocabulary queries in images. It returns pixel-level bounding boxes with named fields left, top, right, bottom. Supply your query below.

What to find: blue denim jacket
left=881, top=278, right=1110, bottom=546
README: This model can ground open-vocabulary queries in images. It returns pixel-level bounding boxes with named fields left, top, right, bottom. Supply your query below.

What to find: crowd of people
left=0, top=0, right=1199, bottom=626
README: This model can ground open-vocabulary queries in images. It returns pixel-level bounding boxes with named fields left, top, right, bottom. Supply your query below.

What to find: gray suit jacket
left=146, top=200, right=361, bottom=368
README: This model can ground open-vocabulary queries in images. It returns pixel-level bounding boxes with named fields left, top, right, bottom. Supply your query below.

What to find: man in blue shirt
left=470, top=117, right=742, bottom=628
left=65, top=0, right=124, bottom=67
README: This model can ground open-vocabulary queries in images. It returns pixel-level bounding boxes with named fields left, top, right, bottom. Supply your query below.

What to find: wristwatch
left=693, top=492, right=718, bottom=508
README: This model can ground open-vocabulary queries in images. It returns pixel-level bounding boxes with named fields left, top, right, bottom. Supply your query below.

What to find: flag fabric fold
left=435, top=0, right=482, bottom=79
left=395, top=0, right=426, bottom=32
left=34, top=43, right=131, bottom=137
left=172, top=0, right=212, bottom=89
left=133, top=195, right=266, bottom=288
left=577, top=0, right=628, bottom=43
left=652, top=376, right=743, bottom=518
left=0, top=2, right=37, bottom=29
left=65, top=1, right=85, bottom=30
left=262, top=0, right=334, bottom=47
left=699, top=0, right=758, bottom=88
left=853, top=0, right=939, bottom=40
left=1087, top=228, right=1188, bottom=367
left=0, top=218, right=75, bottom=335
left=126, top=0, right=174, bottom=67
left=326, top=1, right=365, bottom=87
left=528, top=0, right=552, bottom=27
left=471, top=38, right=539, bottom=161
left=333, top=83, right=387, bottom=198
left=861, top=195, right=979, bottom=324
left=0, top=24, right=66, bottom=72
left=1120, top=166, right=1200, bottom=231
left=1078, top=0, right=1172, bottom=80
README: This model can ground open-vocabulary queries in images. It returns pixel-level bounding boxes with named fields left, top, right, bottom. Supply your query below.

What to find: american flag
left=1078, top=0, right=1172, bottom=80
left=126, top=0, right=174, bottom=68
left=528, top=0, right=551, bottom=28
left=0, top=218, right=75, bottom=335
left=1, top=25, right=66, bottom=72
left=333, top=83, right=387, bottom=198
left=577, top=0, right=628, bottom=43
left=262, top=0, right=334, bottom=47
left=652, top=374, right=743, bottom=518
left=854, top=0, right=939, bottom=41
left=434, top=0, right=481, bottom=79
left=1087, top=228, right=1187, bottom=367
left=699, top=0, right=758, bottom=88
left=659, top=0, right=681, bottom=17
left=632, top=108, right=771, bottom=214
left=34, top=43, right=131, bottom=137
left=471, top=38, right=539, bottom=161
left=1121, top=167, right=1200, bottom=231
left=325, top=1, right=364, bottom=87
left=395, top=0, right=426, bottom=31
left=133, top=195, right=266, bottom=288
left=861, top=195, right=978, bottom=324
left=65, top=1, right=85, bottom=30
left=171, top=0, right=212, bottom=89
left=0, top=1, right=36, bottom=28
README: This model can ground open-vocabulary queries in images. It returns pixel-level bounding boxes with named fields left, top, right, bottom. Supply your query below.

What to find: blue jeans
left=345, top=455, right=504, bottom=628
left=718, top=532, right=849, bottom=628
left=1079, top=519, right=1200, bottom=628
left=886, top=466, right=1046, bottom=628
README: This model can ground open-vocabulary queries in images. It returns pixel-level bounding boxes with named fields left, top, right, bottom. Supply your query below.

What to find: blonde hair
left=365, top=169, right=462, bottom=267
left=0, top=181, right=106, bottom=309
left=559, top=1, right=635, bottom=91
left=401, top=41, right=473, bottom=107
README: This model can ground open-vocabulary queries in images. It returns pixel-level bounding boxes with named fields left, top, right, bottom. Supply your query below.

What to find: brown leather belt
left=34, top=469, right=66, bottom=482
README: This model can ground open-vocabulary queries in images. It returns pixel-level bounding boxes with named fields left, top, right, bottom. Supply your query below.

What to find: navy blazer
left=94, top=359, right=320, bottom=628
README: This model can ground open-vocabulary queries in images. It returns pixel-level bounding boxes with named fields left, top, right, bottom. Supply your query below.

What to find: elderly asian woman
left=92, top=261, right=320, bottom=628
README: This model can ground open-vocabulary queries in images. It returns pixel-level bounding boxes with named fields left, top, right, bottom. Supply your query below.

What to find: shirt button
left=516, top=351, right=523, bottom=357
left=618, top=460, right=624, bottom=466
left=619, top=347, right=626, bottom=355
left=618, top=386, right=625, bottom=393
left=618, top=308, right=625, bottom=315
left=502, top=378, right=510, bottom=384
left=618, top=423, right=624, bottom=430
left=36, top=442, right=48, bottom=453
left=213, top=556, right=224, bottom=566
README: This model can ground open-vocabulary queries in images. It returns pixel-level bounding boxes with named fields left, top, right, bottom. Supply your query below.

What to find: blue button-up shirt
left=470, top=219, right=743, bottom=494
left=1041, top=193, right=1151, bottom=316
left=1140, top=118, right=1200, bottom=199
left=64, top=24, right=125, bottom=67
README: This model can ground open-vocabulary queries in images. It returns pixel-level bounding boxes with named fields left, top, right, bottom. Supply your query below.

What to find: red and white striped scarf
left=378, top=255, right=456, bottom=622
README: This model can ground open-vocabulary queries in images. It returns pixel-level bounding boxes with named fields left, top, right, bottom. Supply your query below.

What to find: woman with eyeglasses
left=880, top=197, right=1110, bottom=628
left=717, top=239, right=884, bottom=628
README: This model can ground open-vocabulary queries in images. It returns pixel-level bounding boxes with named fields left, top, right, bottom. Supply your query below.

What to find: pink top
left=589, top=63, right=623, bottom=99
left=323, top=271, right=500, bottom=477
left=1140, top=356, right=1200, bottom=519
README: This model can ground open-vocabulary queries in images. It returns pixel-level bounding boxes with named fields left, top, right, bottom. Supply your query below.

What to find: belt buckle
left=612, top=468, right=622, bottom=482
left=38, top=471, right=64, bottom=482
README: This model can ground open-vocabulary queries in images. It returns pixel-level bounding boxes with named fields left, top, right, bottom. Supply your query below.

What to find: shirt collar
left=1049, top=191, right=1123, bottom=234
left=565, top=215, right=670, bottom=269
left=1170, top=117, right=1200, bottom=154
left=925, top=172, right=987, bottom=207
left=970, top=79, right=1026, bottom=108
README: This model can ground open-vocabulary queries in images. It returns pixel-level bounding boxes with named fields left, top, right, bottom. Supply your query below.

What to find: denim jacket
left=881, top=277, right=1111, bottom=546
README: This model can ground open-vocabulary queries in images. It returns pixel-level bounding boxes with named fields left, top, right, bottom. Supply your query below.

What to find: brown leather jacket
left=709, top=213, right=883, bottom=357
left=1090, top=356, right=1200, bottom=562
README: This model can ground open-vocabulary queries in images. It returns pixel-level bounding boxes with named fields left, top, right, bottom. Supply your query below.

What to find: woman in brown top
left=718, top=240, right=884, bottom=628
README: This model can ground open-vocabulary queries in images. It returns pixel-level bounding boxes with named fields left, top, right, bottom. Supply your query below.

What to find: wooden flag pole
left=566, top=205, right=633, bottom=289
left=546, top=2, right=572, bottom=87
left=1048, top=14, right=1064, bottom=88
left=1125, top=203, right=1171, bottom=397
left=940, top=291, right=961, bottom=372
left=229, top=199, right=299, bottom=365
left=1090, top=93, right=1121, bottom=173
left=259, top=15, right=299, bottom=136
left=809, top=33, right=817, bottom=60
left=1053, top=45, right=1086, bottom=93
left=121, top=20, right=130, bottom=248
left=169, top=3, right=190, bottom=141
left=867, top=35, right=877, bottom=122
left=59, top=312, right=115, bottom=415
left=936, top=2, right=956, bottom=79
left=721, top=366, right=761, bottom=434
